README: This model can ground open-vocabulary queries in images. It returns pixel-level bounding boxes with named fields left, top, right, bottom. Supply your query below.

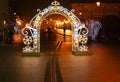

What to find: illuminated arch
left=22, top=1, right=88, bottom=54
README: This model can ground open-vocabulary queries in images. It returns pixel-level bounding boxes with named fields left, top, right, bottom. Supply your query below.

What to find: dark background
left=9, top=0, right=120, bottom=19
left=9, top=0, right=120, bottom=42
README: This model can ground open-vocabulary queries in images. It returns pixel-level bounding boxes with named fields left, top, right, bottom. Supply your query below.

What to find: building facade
left=72, top=3, right=120, bottom=20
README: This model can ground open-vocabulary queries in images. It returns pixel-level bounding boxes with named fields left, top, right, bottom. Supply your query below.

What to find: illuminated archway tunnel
left=40, top=13, right=72, bottom=37
left=22, top=0, right=88, bottom=54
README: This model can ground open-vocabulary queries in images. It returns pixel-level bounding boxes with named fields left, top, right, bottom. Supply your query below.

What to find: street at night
left=0, top=0, right=120, bottom=82
left=0, top=37, right=120, bottom=82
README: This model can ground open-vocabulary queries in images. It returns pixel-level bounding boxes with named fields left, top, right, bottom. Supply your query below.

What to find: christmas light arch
left=22, top=0, right=89, bottom=54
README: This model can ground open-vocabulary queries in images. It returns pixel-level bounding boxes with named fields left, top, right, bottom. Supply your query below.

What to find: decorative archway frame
left=22, top=1, right=89, bottom=54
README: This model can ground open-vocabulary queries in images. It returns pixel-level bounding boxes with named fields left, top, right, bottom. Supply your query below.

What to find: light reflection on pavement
left=59, top=42, right=120, bottom=82
left=5, top=32, right=120, bottom=82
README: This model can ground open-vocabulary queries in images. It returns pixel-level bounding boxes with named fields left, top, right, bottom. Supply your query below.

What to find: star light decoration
left=22, top=0, right=89, bottom=54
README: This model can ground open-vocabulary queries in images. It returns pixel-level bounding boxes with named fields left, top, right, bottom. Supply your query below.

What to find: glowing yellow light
left=96, top=2, right=101, bottom=6
left=55, top=20, right=70, bottom=26
left=50, top=18, right=52, bottom=21
left=66, top=30, right=72, bottom=35
left=16, top=19, right=22, bottom=26
left=55, top=21, right=63, bottom=25
left=79, top=12, right=82, bottom=15
left=64, top=20, right=69, bottom=24
left=17, top=20, right=22, bottom=26
left=56, top=29, right=72, bottom=35
left=14, top=12, right=16, bottom=15
left=3, top=20, right=6, bottom=25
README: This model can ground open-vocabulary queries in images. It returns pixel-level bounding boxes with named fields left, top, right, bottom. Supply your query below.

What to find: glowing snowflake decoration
left=23, top=36, right=33, bottom=45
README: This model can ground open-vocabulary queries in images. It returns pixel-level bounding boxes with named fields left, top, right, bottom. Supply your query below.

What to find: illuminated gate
left=22, top=1, right=89, bottom=55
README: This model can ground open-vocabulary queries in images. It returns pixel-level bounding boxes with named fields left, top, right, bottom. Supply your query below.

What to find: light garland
left=22, top=0, right=89, bottom=54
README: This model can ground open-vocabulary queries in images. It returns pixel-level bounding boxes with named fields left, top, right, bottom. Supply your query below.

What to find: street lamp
left=14, top=12, right=16, bottom=15
left=3, top=20, right=6, bottom=26
left=96, top=2, right=101, bottom=6
left=79, top=12, right=82, bottom=15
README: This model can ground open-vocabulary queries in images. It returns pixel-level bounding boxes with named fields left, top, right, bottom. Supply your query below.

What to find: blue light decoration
left=87, top=20, right=102, bottom=40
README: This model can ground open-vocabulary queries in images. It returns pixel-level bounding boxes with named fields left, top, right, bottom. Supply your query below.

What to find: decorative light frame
left=22, top=0, right=89, bottom=54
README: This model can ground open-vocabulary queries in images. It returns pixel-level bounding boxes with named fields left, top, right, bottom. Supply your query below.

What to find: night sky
left=9, top=0, right=120, bottom=20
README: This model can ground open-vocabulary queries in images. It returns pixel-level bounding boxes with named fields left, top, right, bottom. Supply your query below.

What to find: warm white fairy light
left=22, top=0, right=89, bottom=54
left=23, top=46, right=33, bottom=53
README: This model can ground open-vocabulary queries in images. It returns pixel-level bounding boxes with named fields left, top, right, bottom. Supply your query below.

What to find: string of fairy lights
left=22, top=0, right=89, bottom=54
